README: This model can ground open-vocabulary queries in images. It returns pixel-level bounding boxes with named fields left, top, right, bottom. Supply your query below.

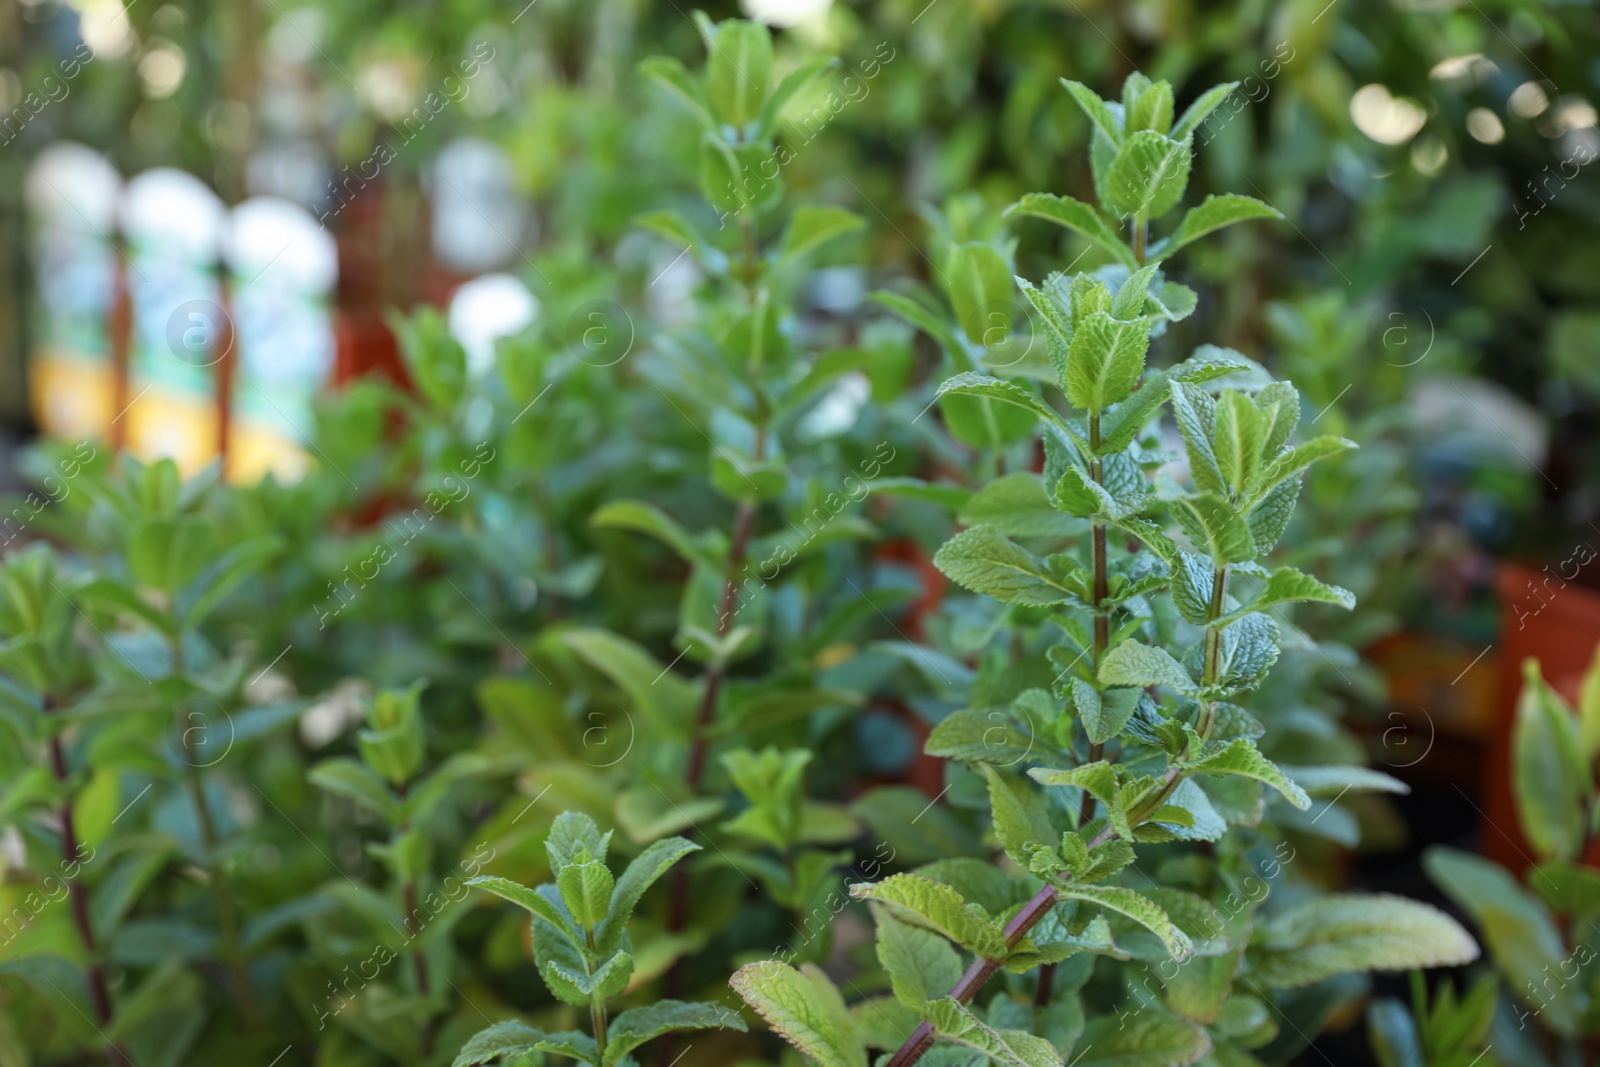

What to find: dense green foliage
left=5, top=2, right=1599, bottom=1066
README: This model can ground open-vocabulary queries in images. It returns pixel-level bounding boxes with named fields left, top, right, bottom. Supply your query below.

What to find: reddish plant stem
left=45, top=702, right=129, bottom=1067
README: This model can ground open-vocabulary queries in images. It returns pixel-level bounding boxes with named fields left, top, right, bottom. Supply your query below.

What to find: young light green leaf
left=1213, top=391, right=1264, bottom=495
left=1052, top=465, right=1120, bottom=519
left=1220, top=566, right=1355, bottom=625
left=1182, top=739, right=1310, bottom=810
left=1170, top=81, right=1239, bottom=140
left=1060, top=80, right=1122, bottom=145
left=603, top=1001, right=747, bottom=1066
left=1098, top=640, right=1195, bottom=693
left=1513, top=658, right=1589, bottom=863
left=1254, top=435, right=1356, bottom=496
left=467, top=876, right=574, bottom=934
left=935, top=372, right=1082, bottom=444
left=594, top=836, right=700, bottom=955
left=945, top=243, right=1013, bottom=346
left=1154, top=194, right=1282, bottom=260
left=730, top=961, right=866, bottom=1067
left=706, top=19, right=772, bottom=127
left=933, top=525, right=1087, bottom=607
left=1103, top=130, right=1191, bottom=221
left=959, top=473, right=1083, bottom=538
left=1252, top=894, right=1479, bottom=988
left=1170, top=493, right=1256, bottom=566
left=1109, top=265, right=1160, bottom=320
left=1005, top=194, right=1135, bottom=268
left=452, top=1022, right=599, bottom=1067
left=1064, top=312, right=1150, bottom=412
left=557, top=860, right=614, bottom=929
left=849, top=873, right=1007, bottom=958
left=546, top=811, right=612, bottom=872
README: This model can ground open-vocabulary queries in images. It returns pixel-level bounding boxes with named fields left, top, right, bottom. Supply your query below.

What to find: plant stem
left=886, top=565, right=1233, bottom=1067
left=1081, top=413, right=1110, bottom=822
left=1132, top=220, right=1147, bottom=265
left=171, top=636, right=260, bottom=1032
left=585, top=929, right=608, bottom=1055
left=43, top=699, right=129, bottom=1067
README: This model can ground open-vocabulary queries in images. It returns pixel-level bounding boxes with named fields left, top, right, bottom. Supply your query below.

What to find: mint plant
left=733, top=73, right=1480, bottom=1067
left=452, top=812, right=745, bottom=1066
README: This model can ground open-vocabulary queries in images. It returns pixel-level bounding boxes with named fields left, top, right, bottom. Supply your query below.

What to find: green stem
left=172, top=633, right=260, bottom=1032
left=585, top=928, right=608, bottom=1055
left=1132, top=220, right=1147, bottom=265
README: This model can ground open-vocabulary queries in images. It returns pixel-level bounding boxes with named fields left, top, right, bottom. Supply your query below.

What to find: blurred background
left=2, top=0, right=1600, bottom=1056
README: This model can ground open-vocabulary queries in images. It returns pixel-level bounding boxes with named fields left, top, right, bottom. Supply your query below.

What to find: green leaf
left=1221, top=567, right=1355, bottom=625
left=945, top=243, right=1014, bottom=346
left=1512, top=659, right=1589, bottom=863
left=604, top=1001, right=747, bottom=1066
left=1005, top=194, right=1134, bottom=268
left=933, top=525, right=1086, bottom=607
left=1213, top=392, right=1264, bottom=496
left=925, top=998, right=1062, bottom=1067
left=592, top=500, right=719, bottom=571
left=1072, top=1012, right=1212, bottom=1067
left=926, top=707, right=1037, bottom=767
left=177, top=534, right=281, bottom=628
left=562, top=629, right=700, bottom=736
left=849, top=873, right=1007, bottom=957
left=730, top=961, right=866, bottom=1067
left=1182, top=739, right=1309, bottom=810
left=1169, top=382, right=1223, bottom=494
left=638, top=56, right=716, bottom=132
left=871, top=291, right=965, bottom=360
left=77, top=578, right=175, bottom=635
left=1126, top=80, right=1174, bottom=135
left=875, top=909, right=963, bottom=1012
left=557, top=860, right=614, bottom=929
left=1096, top=351, right=1247, bottom=455
left=1053, top=465, right=1121, bottom=519
left=1052, top=882, right=1193, bottom=960
left=983, top=763, right=1056, bottom=867
left=1425, top=845, right=1576, bottom=1034
left=1103, top=130, right=1191, bottom=221
left=1060, top=80, right=1122, bottom=145
left=453, top=1021, right=598, bottom=1067
left=756, top=57, right=833, bottom=139
left=1246, top=477, right=1299, bottom=555
left=1254, top=436, right=1356, bottom=497
left=1098, top=640, right=1195, bottom=693
left=935, top=372, right=1082, bottom=445
left=959, top=473, right=1083, bottom=538
left=308, top=759, right=397, bottom=822
left=1579, top=644, right=1600, bottom=762
left=1064, top=312, right=1150, bottom=412
left=706, top=19, right=772, bottom=127
left=128, top=515, right=214, bottom=594
left=1170, top=494, right=1256, bottom=566
left=1071, top=679, right=1140, bottom=745
left=466, top=875, right=574, bottom=934
left=1272, top=765, right=1408, bottom=797
left=1154, top=195, right=1282, bottom=261
left=595, top=836, right=700, bottom=955
left=1253, top=894, right=1480, bottom=988
left=546, top=811, right=613, bottom=872
left=784, top=205, right=866, bottom=259
left=1170, top=82, right=1238, bottom=140
left=1030, top=761, right=1131, bottom=840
